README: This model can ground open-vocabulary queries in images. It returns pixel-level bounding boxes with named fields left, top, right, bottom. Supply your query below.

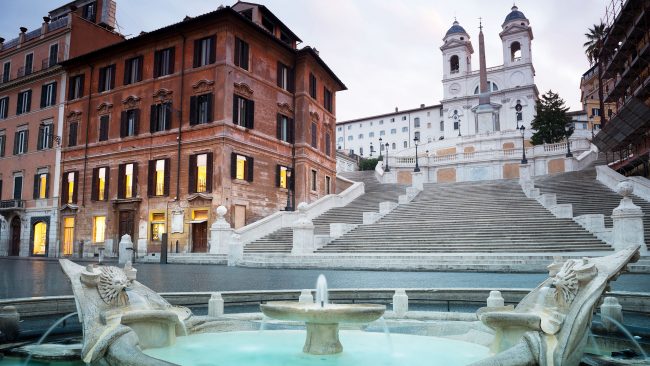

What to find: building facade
left=0, top=0, right=123, bottom=257
left=579, top=64, right=615, bottom=133
left=59, top=2, right=345, bottom=257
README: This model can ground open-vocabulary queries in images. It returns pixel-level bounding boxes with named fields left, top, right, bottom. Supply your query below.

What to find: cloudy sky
left=2, top=1, right=607, bottom=121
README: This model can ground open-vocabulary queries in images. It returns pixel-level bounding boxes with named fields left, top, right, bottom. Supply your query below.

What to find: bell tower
left=440, top=20, right=473, bottom=80
left=500, top=5, right=533, bottom=68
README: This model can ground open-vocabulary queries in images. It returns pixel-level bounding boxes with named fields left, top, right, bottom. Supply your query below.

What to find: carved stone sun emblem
left=98, top=266, right=131, bottom=306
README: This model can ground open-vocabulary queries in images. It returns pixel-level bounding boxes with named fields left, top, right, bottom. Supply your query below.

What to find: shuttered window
left=276, top=165, right=290, bottom=189
left=189, top=93, right=213, bottom=125
left=234, top=37, right=249, bottom=70
left=118, top=163, right=138, bottom=199
left=153, top=47, right=175, bottom=78
left=40, top=82, right=57, bottom=108
left=68, top=122, right=78, bottom=147
left=0, top=97, right=9, bottom=119
left=150, top=103, right=172, bottom=133
left=309, top=73, right=317, bottom=99
left=68, top=74, right=84, bottom=100
left=16, top=90, right=31, bottom=115
left=99, top=115, right=109, bottom=141
left=232, top=95, right=254, bottom=128
left=120, top=109, right=139, bottom=137
left=311, top=122, right=318, bottom=148
left=276, top=62, right=294, bottom=92
left=98, top=64, right=115, bottom=92
left=91, top=167, right=109, bottom=201
left=13, top=130, right=28, bottom=155
left=33, top=173, right=49, bottom=199
left=62, top=171, right=78, bottom=204
left=193, top=36, right=216, bottom=68
left=230, top=153, right=253, bottom=182
left=37, top=123, right=52, bottom=150
left=324, top=87, right=333, bottom=112
left=276, top=114, right=294, bottom=143
left=147, top=158, right=170, bottom=197
left=123, top=56, right=143, bottom=85
left=189, top=153, right=213, bottom=193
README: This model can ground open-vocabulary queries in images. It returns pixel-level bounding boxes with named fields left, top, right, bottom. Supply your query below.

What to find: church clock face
left=449, top=83, right=461, bottom=95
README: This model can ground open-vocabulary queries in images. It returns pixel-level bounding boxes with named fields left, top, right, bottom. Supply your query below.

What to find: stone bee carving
left=98, top=266, right=131, bottom=306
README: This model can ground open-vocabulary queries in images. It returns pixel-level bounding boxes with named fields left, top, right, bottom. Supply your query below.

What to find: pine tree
left=530, top=90, right=572, bottom=145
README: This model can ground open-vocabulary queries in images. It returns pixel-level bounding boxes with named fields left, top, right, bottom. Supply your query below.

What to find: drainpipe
left=176, top=33, right=186, bottom=200
left=290, top=55, right=297, bottom=211
left=81, top=64, right=94, bottom=207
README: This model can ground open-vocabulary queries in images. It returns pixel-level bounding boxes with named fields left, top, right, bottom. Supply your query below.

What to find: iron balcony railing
left=0, top=199, right=25, bottom=210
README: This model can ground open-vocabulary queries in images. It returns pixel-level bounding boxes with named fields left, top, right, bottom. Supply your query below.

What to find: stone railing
left=596, top=165, right=650, bottom=203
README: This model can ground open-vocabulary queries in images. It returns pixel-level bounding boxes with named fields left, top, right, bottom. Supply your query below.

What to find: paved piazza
left=1, top=258, right=649, bottom=299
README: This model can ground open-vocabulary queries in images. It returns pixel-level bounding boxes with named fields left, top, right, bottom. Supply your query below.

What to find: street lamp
left=413, top=135, right=420, bottom=172
left=370, top=142, right=374, bottom=157
left=565, top=122, right=574, bottom=158
left=519, top=125, right=528, bottom=164
left=384, top=143, right=390, bottom=172
left=285, top=168, right=293, bottom=211
left=378, top=137, right=383, bottom=160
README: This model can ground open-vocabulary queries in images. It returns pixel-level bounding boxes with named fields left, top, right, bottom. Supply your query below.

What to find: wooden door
left=192, top=222, right=208, bottom=253
left=234, top=205, right=246, bottom=229
left=119, top=211, right=135, bottom=242
left=10, top=217, right=21, bottom=256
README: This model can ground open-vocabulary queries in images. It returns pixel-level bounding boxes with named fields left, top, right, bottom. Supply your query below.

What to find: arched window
left=474, top=81, right=499, bottom=94
left=511, top=41, right=521, bottom=61
left=403, top=141, right=408, bottom=148
left=32, top=221, right=47, bottom=256
left=392, top=143, right=396, bottom=150
left=414, top=131, right=421, bottom=140
left=450, top=55, right=459, bottom=74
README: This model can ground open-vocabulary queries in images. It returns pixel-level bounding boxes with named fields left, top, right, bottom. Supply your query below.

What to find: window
left=311, top=169, right=317, bottom=191
left=325, top=132, right=331, bottom=156
left=358, top=134, right=363, bottom=139
left=62, top=217, right=74, bottom=256
left=118, top=163, right=137, bottom=199
left=68, top=122, right=78, bottom=147
left=124, top=56, right=143, bottom=85
left=380, top=130, right=385, bottom=136
left=392, top=143, right=396, bottom=150
left=13, top=129, right=28, bottom=155
left=148, top=158, right=169, bottom=196
left=37, top=123, right=52, bottom=150
left=40, top=82, right=57, bottom=108
left=369, top=132, right=374, bottom=138
left=233, top=95, right=254, bottom=128
left=120, top=109, right=140, bottom=137
left=403, top=141, right=407, bottom=148
left=99, top=115, right=109, bottom=141
left=277, top=114, right=294, bottom=143
left=414, top=118, right=420, bottom=128
left=414, top=131, right=420, bottom=140
left=234, top=37, right=250, bottom=70
left=347, top=125, right=351, bottom=130
left=154, top=47, right=175, bottom=78
left=379, top=120, right=384, bottom=125
left=337, top=137, right=343, bottom=143
left=32, top=222, right=47, bottom=255
left=151, top=213, right=166, bottom=241
left=48, top=43, right=59, bottom=68
left=231, top=153, right=254, bottom=182
left=190, top=93, right=213, bottom=125
left=402, top=116, right=407, bottom=121
left=17, top=90, right=31, bottom=115
left=91, top=167, right=109, bottom=201
left=440, top=121, right=444, bottom=132
left=83, top=2, right=96, bottom=21
left=427, top=122, right=432, bottom=128
left=450, top=55, right=459, bottom=73
left=474, top=81, right=499, bottom=94
left=276, top=165, right=289, bottom=188
left=190, top=153, right=213, bottom=193
left=277, top=62, right=294, bottom=91
left=311, top=122, right=318, bottom=148
left=347, top=136, right=352, bottom=141
left=93, top=216, right=106, bottom=243
left=337, top=127, right=342, bottom=132
left=150, top=103, right=172, bottom=132
left=62, top=171, right=78, bottom=204
left=511, top=41, right=522, bottom=61
left=592, top=108, right=601, bottom=117
left=359, top=123, right=363, bottom=128
left=401, top=127, right=408, bottom=132
left=33, top=172, right=49, bottom=199
left=390, top=118, right=395, bottom=122
left=309, top=73, right=317, bottom=99
left=68, top=74, right=84, bottom=100
left=390, top=129, right=396, bottom=134
left=13, top=174, right=23, bottom=200
left=24, top=53, right=33, bottom=76
left=324, top=87, right=333, bottom=113
left=193, top=36, right=216, bottom=68
left=98, top=65, right=115, bottom=92
left=454, top=121, right=459, bottom=130
left=0, top=97, right=8, bottom=119
left=2, top=62, right=10, bottom=83
left=0, top=132, right=5, bottom=157
left=325, top=176, right=331, bottom=195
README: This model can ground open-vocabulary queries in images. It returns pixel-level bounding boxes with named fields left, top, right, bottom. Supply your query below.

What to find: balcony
left=0, top=199, right=25, bottom=211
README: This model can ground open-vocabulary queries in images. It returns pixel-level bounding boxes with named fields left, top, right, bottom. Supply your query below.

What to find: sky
left=1, top=0, right=608, bottom=121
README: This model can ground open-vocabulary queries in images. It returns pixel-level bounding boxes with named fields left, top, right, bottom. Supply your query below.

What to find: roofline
left=234, top=1, right=302, bottom=43
left=298, top=47, right=346, bottom=91
left=581, top=63, right=598, bottom=77
left=337, top=104, right=443, bottom=125
left=567, top=110, right=587, bottom=116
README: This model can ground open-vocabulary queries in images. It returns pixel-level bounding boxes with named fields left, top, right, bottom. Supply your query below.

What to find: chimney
left=0, top=37, right=4, bottom=49
left=42, top=16, right=51, bottom=34
left=420, top=104, right=425, bottom=108
left=18, top=27, right=27, bottom=45
left=395, top=107, right=398, bottom=112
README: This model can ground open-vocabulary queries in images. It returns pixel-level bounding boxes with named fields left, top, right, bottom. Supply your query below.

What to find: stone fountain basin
left=260, top=302, right=386, bottom=324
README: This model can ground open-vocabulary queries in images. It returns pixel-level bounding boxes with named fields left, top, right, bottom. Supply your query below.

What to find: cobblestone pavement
left=1, top=258, right=648, bottom=299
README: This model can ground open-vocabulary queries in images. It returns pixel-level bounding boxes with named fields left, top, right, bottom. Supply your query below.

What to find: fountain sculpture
left=260, top=274, right=386, bottom=354
left=57, top=245, right=641, bottom=366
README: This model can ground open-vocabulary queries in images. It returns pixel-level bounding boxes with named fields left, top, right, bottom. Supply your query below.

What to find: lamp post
left=384, top=142, right=390, bottom=172
left=519, top=125, right=528, bottom=164
left=378, top=137, right=383, bottom=160
left=369, top=142, right=374, bottom=157
left=565, top=122, right=574, bottom=158
left=285, top=168, right=293, bottom=211
left=413, top=136, right=420, bottom=172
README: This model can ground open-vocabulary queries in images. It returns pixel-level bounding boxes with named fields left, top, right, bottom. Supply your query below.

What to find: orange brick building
left=0, top=0, right=123, bottom=257
left=60, top=2, right=345, bottom=257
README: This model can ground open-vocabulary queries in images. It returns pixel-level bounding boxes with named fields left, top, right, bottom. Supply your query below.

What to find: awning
left=188, top=219, right=207, bottom=224
left=593, top=97, right=650, bottom=152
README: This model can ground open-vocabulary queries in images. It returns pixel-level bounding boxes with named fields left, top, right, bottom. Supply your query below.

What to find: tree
left=359, top=158, right=379, bottom=171
left=530, top=90, right=572, bottom=145
left=584, top=22, right=608, bottom=127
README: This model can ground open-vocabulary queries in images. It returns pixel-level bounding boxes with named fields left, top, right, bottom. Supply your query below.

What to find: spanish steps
left=242, top=171, right=407, bottom=253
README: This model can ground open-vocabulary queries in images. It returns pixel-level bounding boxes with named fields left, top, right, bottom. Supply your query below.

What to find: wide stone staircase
left=535, top=166, right=650, bottom=250
left=316, top=179, right=612, bottom=253
left=243, top=171, right=406, bottom=253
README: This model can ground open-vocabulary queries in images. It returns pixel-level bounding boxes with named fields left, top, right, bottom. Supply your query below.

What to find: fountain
left=26, top=246, right=640, bottom=365
left=259, top=274, right=386, bottom=354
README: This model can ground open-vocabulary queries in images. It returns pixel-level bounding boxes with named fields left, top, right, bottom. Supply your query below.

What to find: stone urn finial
left=616, top=180, right=633, bottom=198
left=217, top=205, right=227, bottom=218
left=212, top=205, right=231, bottom=230
left=297, top=202, right=308, bottom=213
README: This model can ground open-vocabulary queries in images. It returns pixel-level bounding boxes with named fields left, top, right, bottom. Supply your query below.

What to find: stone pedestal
left=487, top=290, right=505, bottom=307
left=304, top=322, right=342, bottom=355
left=0, top=306, right=20, bottom=341
left=519, top=164, right=533, bottom=186
left=118, top=234, right=134, bottom=265
left=208, top=293, right=224, bottom=317
left=228, top=234, right=243, bottom=267
left=299, top=290, right=314, bottom=304
left=0, top=216, right=8, bottom=256
left=612, top=181, right=647, bottom=254
left=210, top=206, right=233, bottom=254
left=292, top=203, right=315, bottom=255
left=392, top=289, right=408, bottom=317
left=411, top=171, right=425, bottom=191
left=600, top=297, right=623, bottom=332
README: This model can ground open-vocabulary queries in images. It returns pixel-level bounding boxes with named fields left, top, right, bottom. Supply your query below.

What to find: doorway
left=234, top=205, right=246, bottom=229
left=10, top=217, right=21, bottom=256
left=191, top=222, right=208, bottom=253
left=62, top=217, right=75, bottom=256
left=32, top=221, right=48, bottom=256
left=118, top=210, right=135, bottom=255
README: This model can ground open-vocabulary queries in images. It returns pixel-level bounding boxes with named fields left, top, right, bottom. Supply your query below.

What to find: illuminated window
left=236, top=155, right=246, bottom=180
left=150, top=212, right=166, bottom=241
left=231, top=153, right=253, bottom=182
left=125, top=164, right=134, bottom=198
left=155, top=160, right=165, bottom=196
left=32, top=222, right=47, bottom=255
left=98, top=167, right=106, bottom=201
left=93, top=216, right=106, bottom=243
left=193, top=209, right=208, bottom=220
left=67, top=172, right=75, bottom=204
left=38, top=173, right=47, bottom=199
left=63, top=217, right=74, bottom=256
left=197, top=154, right=207, bottom=193
left=277, top=165, right=288, bottom=188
